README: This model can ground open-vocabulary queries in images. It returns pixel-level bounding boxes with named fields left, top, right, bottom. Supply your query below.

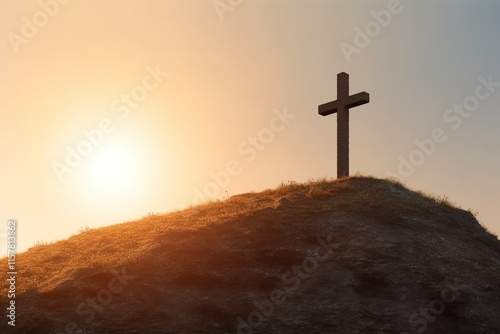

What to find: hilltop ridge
left=1, top=177, right=500, bottom=333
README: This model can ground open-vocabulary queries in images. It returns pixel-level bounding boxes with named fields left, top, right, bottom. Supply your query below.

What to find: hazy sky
left=1, top=0, right=499, bottom=257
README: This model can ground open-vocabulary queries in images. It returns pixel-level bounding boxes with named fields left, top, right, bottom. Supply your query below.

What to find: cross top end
left=318, top=72, right=369, bottom=116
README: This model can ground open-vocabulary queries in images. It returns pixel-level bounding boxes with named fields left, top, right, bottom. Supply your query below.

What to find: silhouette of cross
left=318, top=72, right=369, bottom=178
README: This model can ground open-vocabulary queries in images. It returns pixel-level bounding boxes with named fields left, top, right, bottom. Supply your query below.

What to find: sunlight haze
left=1, top=0, right=499, bottom=257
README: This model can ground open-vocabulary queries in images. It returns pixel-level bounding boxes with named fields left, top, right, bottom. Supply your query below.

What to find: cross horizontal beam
left=318, top=92, right=369, bottom=116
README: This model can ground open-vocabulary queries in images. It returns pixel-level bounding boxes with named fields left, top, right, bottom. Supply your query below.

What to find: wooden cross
left=318, top=72, right=369, bottom=178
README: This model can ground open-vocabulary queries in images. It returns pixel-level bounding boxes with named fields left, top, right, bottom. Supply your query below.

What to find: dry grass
left=0, top=175, right=481, bottom=297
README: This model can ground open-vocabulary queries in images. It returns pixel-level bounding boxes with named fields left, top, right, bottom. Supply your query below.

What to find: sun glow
left=75, top=134, right=152, bottom=206
left=90, top=146, right=137, bottom=188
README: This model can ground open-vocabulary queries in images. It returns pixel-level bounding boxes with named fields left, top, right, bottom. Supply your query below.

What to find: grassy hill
left=1, top=177, right=500, bottom=333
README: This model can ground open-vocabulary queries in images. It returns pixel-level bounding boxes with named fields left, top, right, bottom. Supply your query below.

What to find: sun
left=89, top=145, right=138, bottom=188
left=76, top=134, right=152, bottom=205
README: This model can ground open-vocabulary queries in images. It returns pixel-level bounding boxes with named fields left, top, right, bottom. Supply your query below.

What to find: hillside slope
left=1, top=177, right=500, bottom=333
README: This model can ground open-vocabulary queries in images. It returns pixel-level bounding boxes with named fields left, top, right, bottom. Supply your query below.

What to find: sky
left=0, top=0, right=499, bottom=257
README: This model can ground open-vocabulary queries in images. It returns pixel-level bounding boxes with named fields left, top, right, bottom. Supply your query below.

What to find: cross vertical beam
left=337, top=73, right=349, bottom=178
left=318, top=72, right=369, bottom=178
